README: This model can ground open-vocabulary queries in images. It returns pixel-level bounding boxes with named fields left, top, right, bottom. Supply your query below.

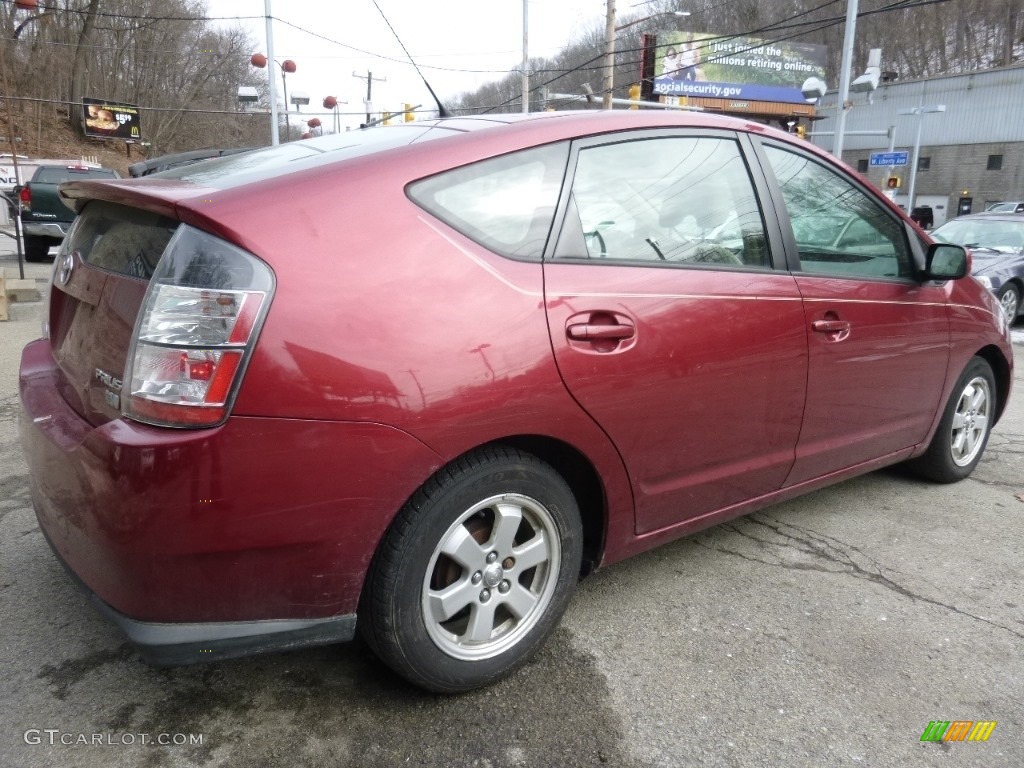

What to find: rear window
left=63, top=200, right=178, bottom=280
left=35, top=167, right=118, bottom=184
left=156, top=125, right=457, bottom=189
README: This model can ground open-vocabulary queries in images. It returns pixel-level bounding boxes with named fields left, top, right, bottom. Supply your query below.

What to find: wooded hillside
left=1, top=0, right=268, bottom=169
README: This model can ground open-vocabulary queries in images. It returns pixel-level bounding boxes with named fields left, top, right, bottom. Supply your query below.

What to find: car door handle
left=566, top=323, right=636, bottom=341
left=811, top=319, right=851, bottom=334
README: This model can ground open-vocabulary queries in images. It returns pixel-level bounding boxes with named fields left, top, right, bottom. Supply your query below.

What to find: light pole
left=251, top=53, right=297, bottom=142
left=832, top=0, right=859, bottom=160
left=323, top=96, right=348, bottom=133
left=603, top=6, right=690, bottom=109
left=899, top=104, right=946, bottom=213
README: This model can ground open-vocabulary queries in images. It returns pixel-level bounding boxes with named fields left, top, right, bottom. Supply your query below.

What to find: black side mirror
left=923, top=243, right=968, bottom=281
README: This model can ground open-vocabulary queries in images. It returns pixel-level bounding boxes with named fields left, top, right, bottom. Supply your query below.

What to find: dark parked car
left=19, top=111, right=1013, bottom=693
left=909, top=205, right=934, bottom=229
left=18, top=164, right=119, bottom=260
left=931, top=212, right=1024, bottom=321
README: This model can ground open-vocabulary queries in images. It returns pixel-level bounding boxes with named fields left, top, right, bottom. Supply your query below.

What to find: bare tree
left=69, top=0, right=101, bottom=136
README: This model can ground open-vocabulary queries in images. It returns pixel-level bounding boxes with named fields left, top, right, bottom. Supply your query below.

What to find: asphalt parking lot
left=1, top=238, right=1022, bottom=768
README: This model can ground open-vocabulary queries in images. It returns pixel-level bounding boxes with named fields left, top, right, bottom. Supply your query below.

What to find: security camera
left=850, top=69, right=880, bottom=93
left=801, top=77, right=827, bottom=104
left=850, top=48, right=882, bottom=94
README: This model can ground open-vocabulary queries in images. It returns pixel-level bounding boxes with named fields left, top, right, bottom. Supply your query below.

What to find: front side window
left=554, top=135, right=771, bottom=269
left=408, top=143, right=569, bottom=260
left=763, top=145, right=913, bottom=279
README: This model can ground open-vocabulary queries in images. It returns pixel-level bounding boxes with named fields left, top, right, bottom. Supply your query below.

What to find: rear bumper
left=21, top=220, right=67, bottom=240
left=42, top=526, right=356, bottom=665
left=19, top=338, right=444, bottom=630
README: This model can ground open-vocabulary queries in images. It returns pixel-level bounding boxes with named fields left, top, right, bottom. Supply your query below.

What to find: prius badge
left=94, top=368, right=123, bottom=410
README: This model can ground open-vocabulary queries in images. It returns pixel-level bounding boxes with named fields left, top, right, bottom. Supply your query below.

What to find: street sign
left=869, top=151, right=909, bottom=167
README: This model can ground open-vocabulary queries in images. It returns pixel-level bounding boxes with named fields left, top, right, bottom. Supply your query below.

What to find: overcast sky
left=205, top=0, right=655, bottom=129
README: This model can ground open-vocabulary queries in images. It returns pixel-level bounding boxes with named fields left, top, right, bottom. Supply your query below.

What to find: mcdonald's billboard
left=82, top=97, right=142, bottom=141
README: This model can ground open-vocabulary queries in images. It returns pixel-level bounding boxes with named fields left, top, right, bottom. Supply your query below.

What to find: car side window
left=554, top=136, right=771, bottom=269
left=408, top=143, right=569, bottom=260
left=763, top=145, right=913, bottom=279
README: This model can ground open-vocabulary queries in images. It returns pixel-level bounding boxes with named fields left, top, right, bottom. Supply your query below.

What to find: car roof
left=58, top=110, right=827, bottom=218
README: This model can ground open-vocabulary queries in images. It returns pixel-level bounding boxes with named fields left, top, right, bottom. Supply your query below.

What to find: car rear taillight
left=19, top=185, right=30, bottom=212
left=124, top=225, right=274, bottom=428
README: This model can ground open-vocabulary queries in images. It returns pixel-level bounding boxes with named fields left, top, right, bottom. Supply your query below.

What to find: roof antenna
left=370, top=0, right=451, bottom=118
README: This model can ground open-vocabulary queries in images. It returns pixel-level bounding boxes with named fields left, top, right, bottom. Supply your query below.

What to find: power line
left=273, top=17, right=524, bottom=75
left=479, top=1, right=846, bottom=113
left=3, top=0, right=958, bottom=120
left=2, top=0, right=944, bottom=83
left=2, top=93, right=259, bottom=116
left=0, top=93, right=383, bottom=118
left=476, top=0, right=946, bottom=114
left=1, top=0, right=264, bottom=23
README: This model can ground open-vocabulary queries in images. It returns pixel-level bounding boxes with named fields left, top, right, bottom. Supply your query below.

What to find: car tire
left=23, top=235, right=52, bottom=262
left=909, top=357, right=996, bottom=483
left=359, top=446, right=583, bottom=693
left=996, top=283, right=1020, bottom=321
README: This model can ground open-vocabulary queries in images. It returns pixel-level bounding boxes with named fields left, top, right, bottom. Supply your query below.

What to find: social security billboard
left=654, top=33, right=827, bottom=104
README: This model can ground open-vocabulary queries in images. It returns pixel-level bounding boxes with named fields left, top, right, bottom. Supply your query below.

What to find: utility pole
left=521, top=0, right=529, bottom=113
left=264, top=0, right=280, bottom=146
left=353, top=71, right=386, bottom=126
left=602, top=0, right=616, bottom=110
left=0, top=48, right=25, bottom=278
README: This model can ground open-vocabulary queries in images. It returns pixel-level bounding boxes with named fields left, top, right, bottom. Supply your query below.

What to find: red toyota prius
left=19, top=111, right=1013, bottom=692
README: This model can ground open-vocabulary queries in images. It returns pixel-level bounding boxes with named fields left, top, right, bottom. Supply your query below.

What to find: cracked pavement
left=2, top=247, right=1022, bottom=767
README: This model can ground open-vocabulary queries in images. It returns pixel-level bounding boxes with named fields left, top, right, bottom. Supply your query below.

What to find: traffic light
left=887, top=176, right=901, bottom=189
left=627, top=84, right=641, bottom=109
left=382, top=111, right=391, bottom=125
left=795, top=124, right=807, bottom=140
left=404, top=103, right=415, bottom=122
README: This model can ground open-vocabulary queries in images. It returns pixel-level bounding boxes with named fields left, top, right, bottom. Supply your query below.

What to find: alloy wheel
left=949, top=375, right=991, bottom=467
left=999, top=288, right=1019, bottom=321
left=421, top=493, right=560, bottom=661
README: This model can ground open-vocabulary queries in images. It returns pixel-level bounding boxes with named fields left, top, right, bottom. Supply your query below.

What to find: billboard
left=653, top=33, right=827, bottom=105
left=82, top=97, right=142, bottom=140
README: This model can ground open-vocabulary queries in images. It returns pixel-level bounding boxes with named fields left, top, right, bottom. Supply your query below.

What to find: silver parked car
left=932, top=212, right=1024, bottom=320
left=985, top=201, right=1024, bottom=213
